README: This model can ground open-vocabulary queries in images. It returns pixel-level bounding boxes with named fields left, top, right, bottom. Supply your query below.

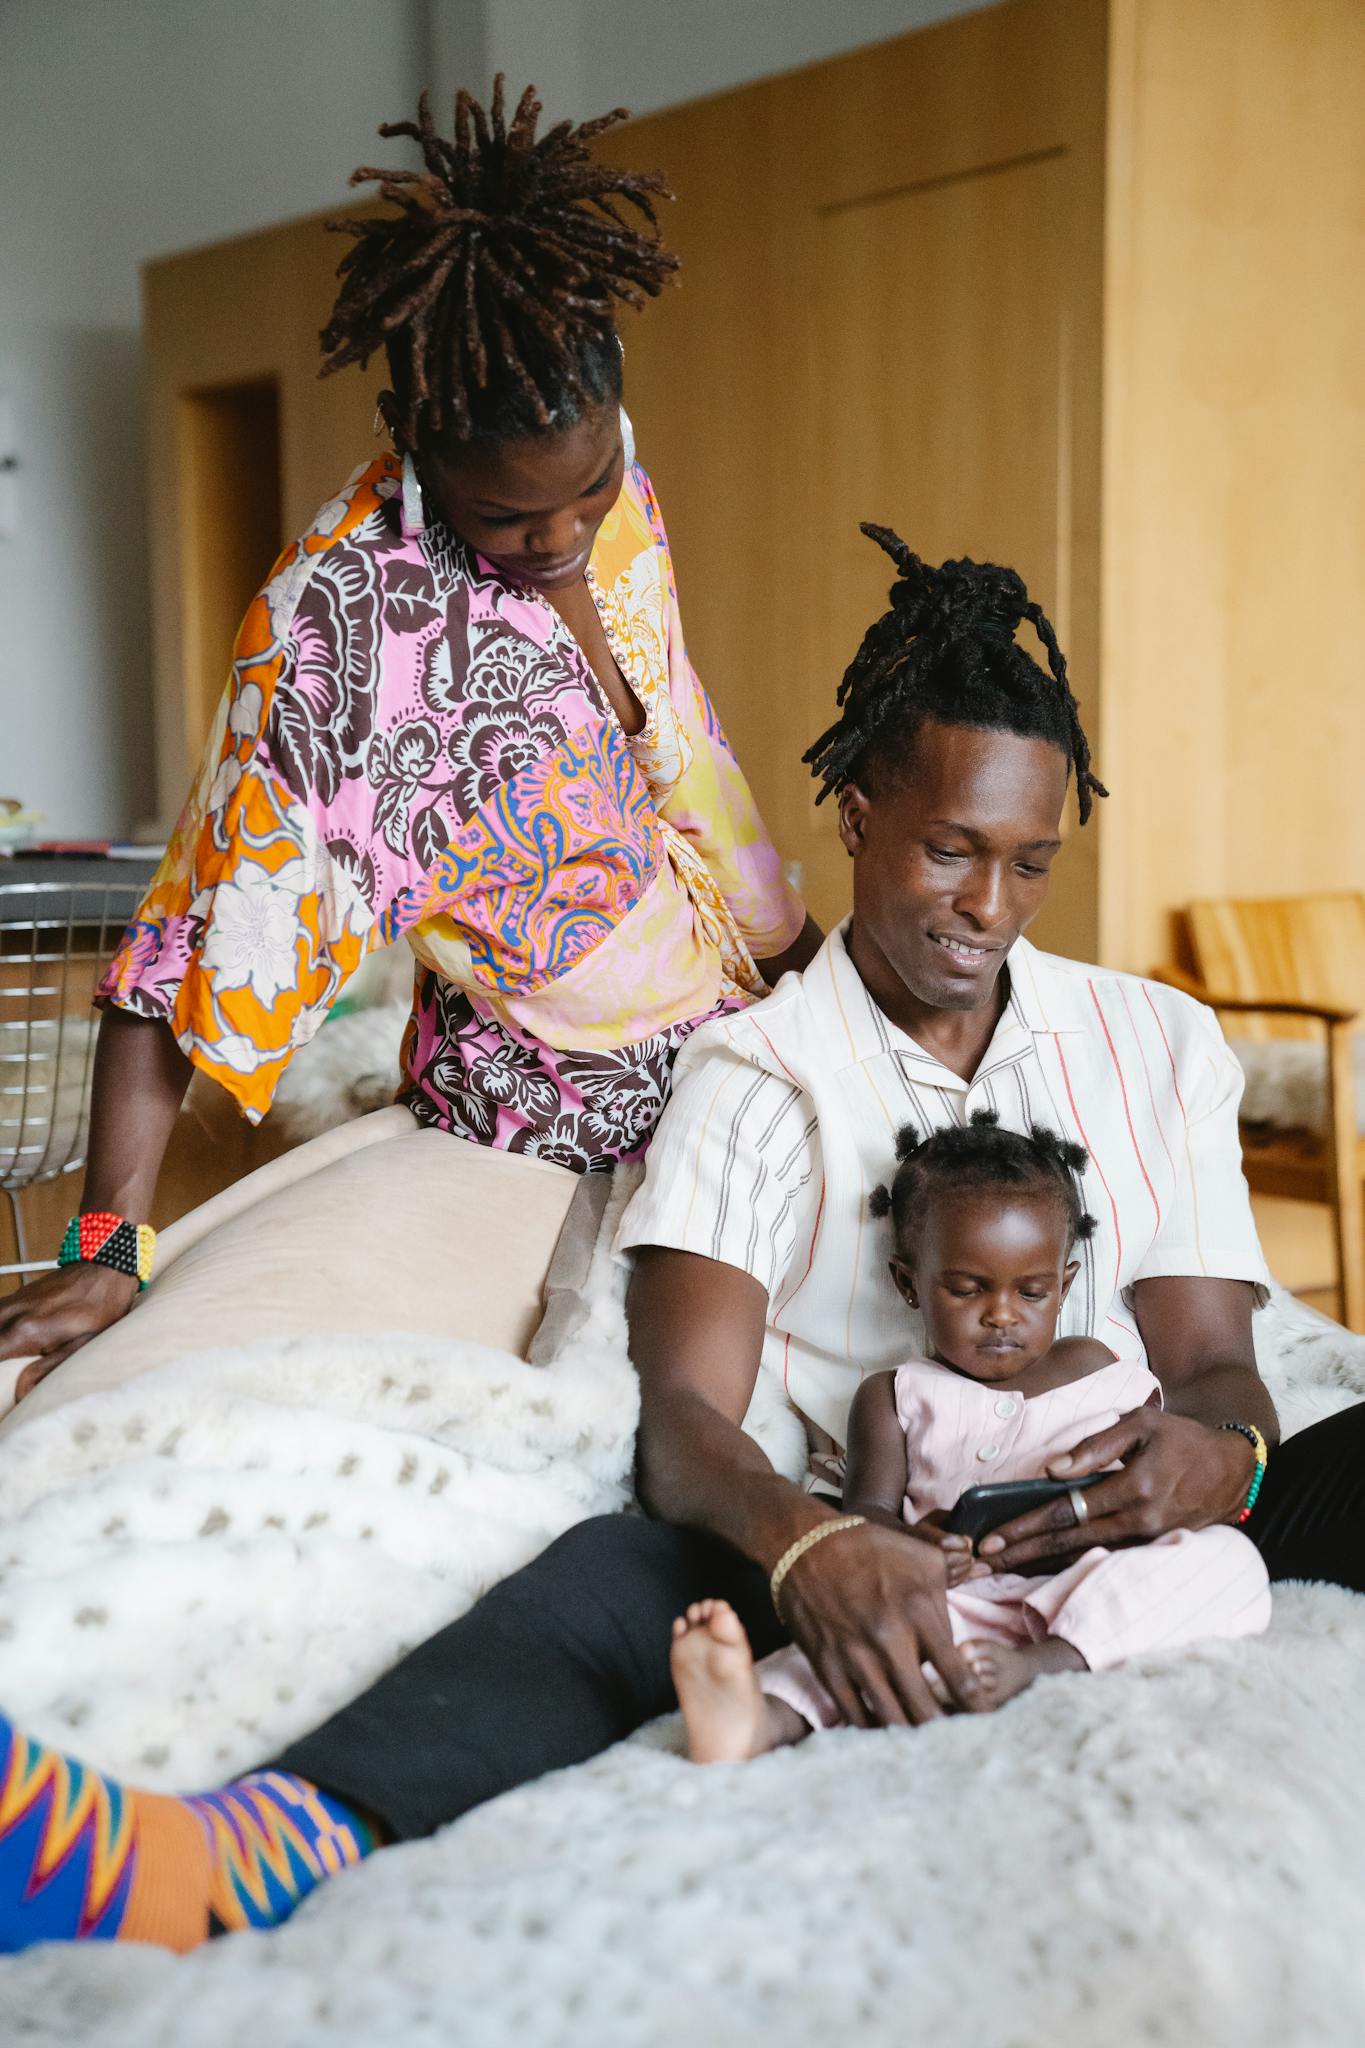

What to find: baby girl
left=671, top=1112, right=1271, bottom=1760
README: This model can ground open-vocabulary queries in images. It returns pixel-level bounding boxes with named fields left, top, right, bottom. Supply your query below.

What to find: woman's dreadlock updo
left=804, top=525, right=1107, bottom=823
left=320, top=77, right=678, bottom=449
left=868, top=1110, right=1097, bottom=1260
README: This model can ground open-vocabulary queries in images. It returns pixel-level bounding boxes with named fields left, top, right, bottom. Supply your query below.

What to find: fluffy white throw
left=0, top=1168, right=802, bottom=1789
left=1, top=1246, right=1363, bottom=2046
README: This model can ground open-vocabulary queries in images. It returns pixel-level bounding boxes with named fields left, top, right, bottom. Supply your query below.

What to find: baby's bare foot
left=670, top=1600, right=774, bottom=1763
left=960, top=1635, right=1087, bottom=1709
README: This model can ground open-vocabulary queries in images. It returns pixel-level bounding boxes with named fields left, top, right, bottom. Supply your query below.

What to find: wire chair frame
left=0, top=879, right=145, bottom=1278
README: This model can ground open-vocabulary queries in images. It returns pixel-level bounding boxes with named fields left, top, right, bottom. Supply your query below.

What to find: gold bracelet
left=769, top=1514, right=867, bottom=1621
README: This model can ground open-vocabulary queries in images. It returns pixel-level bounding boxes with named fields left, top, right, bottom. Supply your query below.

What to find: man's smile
left=929, top=932, right=1004, bottom=970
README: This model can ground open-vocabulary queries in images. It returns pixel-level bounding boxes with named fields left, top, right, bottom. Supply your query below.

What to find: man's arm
left=628, top=1246, right=982, bottom=1723
left=1131, top=1275, right=1278, bottom=1443
left=630, top=1246, right=810, bottom=1564
left=980, top=1276, right=1274, bottom=1570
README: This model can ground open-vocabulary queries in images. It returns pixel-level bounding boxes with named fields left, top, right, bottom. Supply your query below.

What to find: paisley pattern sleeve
left=626, top=470, right=806, bottom=962
left=97, top=473, right=393, bottom=1123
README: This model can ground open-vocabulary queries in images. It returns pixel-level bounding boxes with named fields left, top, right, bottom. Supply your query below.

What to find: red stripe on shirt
left=750, top=1020, right=803, bottom=1089
left=1088, top=980, right=1161, bottom=1228
left=1054, top=1032, right=1126, bottom=1331
left=1117, top=982, right=1177, bottom=1182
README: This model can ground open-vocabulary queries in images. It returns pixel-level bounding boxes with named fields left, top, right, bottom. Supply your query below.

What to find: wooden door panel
left=598, top=0, right=1105, bottom=962
left=799, top=152, right=1068, bottom=931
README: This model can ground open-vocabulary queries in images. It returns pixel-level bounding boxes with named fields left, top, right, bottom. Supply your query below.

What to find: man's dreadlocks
left=804, top=525, right=1107, bottom=822
left=320, top=77, right=678, bottom=448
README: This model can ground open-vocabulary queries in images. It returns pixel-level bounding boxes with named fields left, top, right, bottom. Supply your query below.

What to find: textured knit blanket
left=1, top=1268, right=1363, bottom=2045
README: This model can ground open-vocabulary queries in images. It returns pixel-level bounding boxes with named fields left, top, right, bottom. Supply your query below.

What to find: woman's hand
left=0, top=1007, right=194, bottom=1409
left=779, top=1517, right=984, bottom=1724
left=0, top=1264, right=140, bottom=1403
left=976, top=1406, right=1255, bottom=1572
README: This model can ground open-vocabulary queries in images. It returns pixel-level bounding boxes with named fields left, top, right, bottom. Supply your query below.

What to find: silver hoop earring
left=400, top=453, right=426, bottom=536
left=619, top=405, right=637, bottom=471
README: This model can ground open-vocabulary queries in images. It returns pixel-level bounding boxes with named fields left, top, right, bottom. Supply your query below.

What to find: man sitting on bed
left=2, top=532, right=1362, bottom=1953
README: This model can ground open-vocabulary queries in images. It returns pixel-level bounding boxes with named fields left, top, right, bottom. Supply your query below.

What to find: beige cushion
left=0, top=1107, right=578, bottom=1437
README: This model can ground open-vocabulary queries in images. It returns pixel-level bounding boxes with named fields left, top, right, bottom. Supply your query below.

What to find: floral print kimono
left=101, top=453, right=804, bottom=1171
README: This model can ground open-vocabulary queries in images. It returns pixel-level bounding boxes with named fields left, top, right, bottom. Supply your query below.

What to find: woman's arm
left=0, top=1006, right=193, bottom=1396
left=755, top=912, right=824, bottom=985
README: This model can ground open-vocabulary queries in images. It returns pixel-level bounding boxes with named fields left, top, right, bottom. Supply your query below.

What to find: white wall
left=0, top=0, right=424, bottom=836
left=1, top=0, right=990, bottom=836
left=477, top=0, right=994, bottom=124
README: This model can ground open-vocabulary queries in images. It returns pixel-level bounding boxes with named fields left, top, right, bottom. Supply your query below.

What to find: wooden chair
left=1154, top=893, right=1365, bottom=1332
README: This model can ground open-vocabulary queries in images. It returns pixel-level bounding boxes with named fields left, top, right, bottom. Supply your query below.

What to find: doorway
left=176, top=379, right=283, bottom=763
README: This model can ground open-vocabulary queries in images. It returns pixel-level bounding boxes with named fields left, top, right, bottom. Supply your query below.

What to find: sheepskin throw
left=1, top=1268, right=1362, bottom=2045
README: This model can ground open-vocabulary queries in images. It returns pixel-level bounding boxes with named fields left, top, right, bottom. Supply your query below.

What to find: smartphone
left=946, top=1473, right=1105, bottom=1546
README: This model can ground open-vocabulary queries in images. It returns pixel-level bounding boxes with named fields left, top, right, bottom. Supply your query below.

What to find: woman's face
left=417, top=402, right=625, bottom=594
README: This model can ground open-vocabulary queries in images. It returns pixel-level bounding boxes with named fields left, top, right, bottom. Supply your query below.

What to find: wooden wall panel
left=592, top=84, right=799, bottom=861
left=803, top=152, right=1070, bottom=933
left=600, top=0, right=1108, bottom=956
left=1100, top=0, right=1365, bottom=971
left=143, top=1, right=1364, bottom=983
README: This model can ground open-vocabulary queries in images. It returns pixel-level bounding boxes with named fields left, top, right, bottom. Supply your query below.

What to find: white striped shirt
left=618, top=921, right=1269, bottom=1448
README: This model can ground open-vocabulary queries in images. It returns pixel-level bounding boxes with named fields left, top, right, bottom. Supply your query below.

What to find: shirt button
left=994, top=1395, right=1020, bottom=1419
left=977, top=1444, right=1000, bottom=1462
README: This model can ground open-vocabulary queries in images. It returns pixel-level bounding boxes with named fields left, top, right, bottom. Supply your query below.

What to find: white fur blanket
left=1, top=1266, right=1363, bottom=2046
left=0, top=1169, right=801, bottom=1789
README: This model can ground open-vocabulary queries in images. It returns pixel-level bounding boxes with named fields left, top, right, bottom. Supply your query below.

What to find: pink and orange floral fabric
left=101, top=454, right=804, bottom=1168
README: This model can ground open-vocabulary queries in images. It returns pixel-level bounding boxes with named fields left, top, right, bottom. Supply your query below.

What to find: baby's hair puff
left=869, top=1109, right=1097, bottom=1255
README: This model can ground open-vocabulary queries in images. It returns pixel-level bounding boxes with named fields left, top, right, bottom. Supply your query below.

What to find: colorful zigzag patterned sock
left=0, top=1711, right=375, bottom=1953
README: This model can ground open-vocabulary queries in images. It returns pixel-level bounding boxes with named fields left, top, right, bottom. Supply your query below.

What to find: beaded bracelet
left=59, top=1212, right=156, bottom=1291
left=1219, top=1420, right=1268, bottom=1525
left=769, top=1515, right=867, bottom=1621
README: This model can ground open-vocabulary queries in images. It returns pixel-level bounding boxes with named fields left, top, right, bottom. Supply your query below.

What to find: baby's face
left=890, top=1190, right=1075, bottom=1382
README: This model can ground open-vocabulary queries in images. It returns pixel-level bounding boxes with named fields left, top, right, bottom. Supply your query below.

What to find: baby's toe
left=706, top=1601, right=745, bottom=1645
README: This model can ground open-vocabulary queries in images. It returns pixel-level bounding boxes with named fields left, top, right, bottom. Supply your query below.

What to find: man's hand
left=0, top=1264, right=139, bottom=1403
left=977, top=1405, right=1255, bottom=1572
left=778, top=1517, right=984, bottom=1724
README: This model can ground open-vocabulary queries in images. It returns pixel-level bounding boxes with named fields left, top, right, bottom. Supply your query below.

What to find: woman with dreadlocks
left=0, top=80, right=814, bottom=1400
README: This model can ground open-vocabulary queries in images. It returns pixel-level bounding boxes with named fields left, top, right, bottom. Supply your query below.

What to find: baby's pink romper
left=759, top=1355, right=1271, bottom=1729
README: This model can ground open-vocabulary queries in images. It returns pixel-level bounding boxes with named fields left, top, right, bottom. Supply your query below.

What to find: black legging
left=274, top=1400, right=1365, bottom=1842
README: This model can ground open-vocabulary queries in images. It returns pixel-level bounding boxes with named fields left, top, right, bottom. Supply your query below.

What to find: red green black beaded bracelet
left=1219, top=1420, right=1268, bottom=1525
left=58, top=1212, right=156, bottom=1290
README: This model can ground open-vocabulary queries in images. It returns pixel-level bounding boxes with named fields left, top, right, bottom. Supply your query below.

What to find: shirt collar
left=803, top=921, right=1087, bottom=1079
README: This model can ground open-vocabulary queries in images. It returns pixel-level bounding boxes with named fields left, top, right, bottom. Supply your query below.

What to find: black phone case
left=946, top=1472, right=1104, bottom=1544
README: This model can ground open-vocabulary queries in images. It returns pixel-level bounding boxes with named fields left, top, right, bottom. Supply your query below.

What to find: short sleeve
left=98, top=528, right=382, bottom=1123
left=616, top=1024, right=820, bottom=1297
left=1125, top=997, right=1271, bottom=1299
